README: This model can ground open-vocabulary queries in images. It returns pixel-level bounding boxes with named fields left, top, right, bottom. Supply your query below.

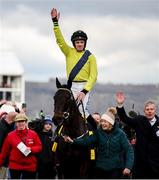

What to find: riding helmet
left=71, top=30, right=88, bottom=48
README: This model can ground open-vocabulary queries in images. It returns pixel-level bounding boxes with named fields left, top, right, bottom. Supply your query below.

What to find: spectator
left=21, top=103, right=27, bottom=114
left=92, top=112, right=101, bottom=127
left=116, top=91, right=159, bottom=178
left=0, top=104, right=17, bottom=179
left=36, top=115, right=56, bottom=179
left=39, top=109, right=45, bottom=119
left=0, top=113, right=42, bottom=179
left=64, top=107, right=134, bottom=179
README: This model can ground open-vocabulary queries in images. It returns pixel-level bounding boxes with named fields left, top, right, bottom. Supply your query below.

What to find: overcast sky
left=0, top=0, right=159, bottom=84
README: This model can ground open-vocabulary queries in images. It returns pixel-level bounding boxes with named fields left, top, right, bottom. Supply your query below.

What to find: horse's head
left=53, top=78, right=74, bottom=126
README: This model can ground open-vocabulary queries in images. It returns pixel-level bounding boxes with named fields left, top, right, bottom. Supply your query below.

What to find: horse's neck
left=65, top=100, right=86, bottom=137
left=68, top=113, right=87, bottom=138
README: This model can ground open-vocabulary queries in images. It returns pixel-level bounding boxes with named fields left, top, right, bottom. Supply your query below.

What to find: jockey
left=51, top=8, right=98, bottom=127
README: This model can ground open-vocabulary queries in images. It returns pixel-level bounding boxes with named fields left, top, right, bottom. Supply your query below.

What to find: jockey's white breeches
left=71, top=82, right=91, bottom=118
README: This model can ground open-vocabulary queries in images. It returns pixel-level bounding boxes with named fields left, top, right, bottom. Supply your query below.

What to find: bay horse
left=52, top=78, right=92, bottom=179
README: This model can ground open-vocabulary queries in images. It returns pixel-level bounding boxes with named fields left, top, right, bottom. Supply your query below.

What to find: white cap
left=0, top=104, right=15, bottom=114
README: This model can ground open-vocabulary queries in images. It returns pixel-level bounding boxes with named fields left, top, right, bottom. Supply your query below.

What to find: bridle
left=54, top=87, right=87, bottom=139
left=54, top=87, right=86, bottom=127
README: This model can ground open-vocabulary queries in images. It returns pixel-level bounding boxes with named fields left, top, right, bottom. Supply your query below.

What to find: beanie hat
left=44, top=115, right=52, bottom=125
left=101, top=107, right=117, bottom=126
left=15, top=113, right=28, bottom=122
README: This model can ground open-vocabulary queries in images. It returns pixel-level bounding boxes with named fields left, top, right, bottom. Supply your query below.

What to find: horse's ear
left=56, top=77, right=62, bottom=89
left=67, top=78, right=72, bottom=89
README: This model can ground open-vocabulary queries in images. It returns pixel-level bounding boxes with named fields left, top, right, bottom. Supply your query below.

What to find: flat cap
left=15, top=113, right=28, bottom=122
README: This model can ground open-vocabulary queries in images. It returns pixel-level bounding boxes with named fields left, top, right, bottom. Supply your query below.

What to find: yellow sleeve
left=53, top=25, right=71, bottom=56
left=84, top=54, right=98, bottom=91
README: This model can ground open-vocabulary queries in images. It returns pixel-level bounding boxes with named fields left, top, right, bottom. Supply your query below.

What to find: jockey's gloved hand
left=81, top=89, right=88, bottom=95
left=52, top=17, right=58, bottom=23
left=76, top=89, right=88, bottom=102
left=77, top=91, right=85, bottom=102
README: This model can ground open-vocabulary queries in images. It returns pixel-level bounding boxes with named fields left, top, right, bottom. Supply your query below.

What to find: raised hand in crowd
left=116, top=91, right=126, bottom=106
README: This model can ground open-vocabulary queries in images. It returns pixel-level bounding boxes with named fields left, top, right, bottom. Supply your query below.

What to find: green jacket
left=74, top=123, right=134, bottom=171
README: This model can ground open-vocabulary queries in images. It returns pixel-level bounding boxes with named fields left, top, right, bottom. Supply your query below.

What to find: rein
left=54, top=124, right=88, bottom=141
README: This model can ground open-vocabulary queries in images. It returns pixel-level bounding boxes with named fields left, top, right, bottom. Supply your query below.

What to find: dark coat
left=0, top=118, right=14, bottom=150
left=117, top=106, right=159, bottom=178
left=37, top=131, right=55, bottom=165
left=36, top=130, right=56, bottom=179
left=0, top=118, right=14, bottom=167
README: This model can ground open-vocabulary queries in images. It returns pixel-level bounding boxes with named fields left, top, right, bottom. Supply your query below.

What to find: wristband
left=52, top=17, right=58, bottom=26
left=81, top=89, right=88, bottom=95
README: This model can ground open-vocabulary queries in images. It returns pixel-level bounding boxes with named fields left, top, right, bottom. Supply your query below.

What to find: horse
left=52, top=78, right=93, bottom=179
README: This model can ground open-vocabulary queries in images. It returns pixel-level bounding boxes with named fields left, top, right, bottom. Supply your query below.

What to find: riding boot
left=86, top=114, right=97, bottom=131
